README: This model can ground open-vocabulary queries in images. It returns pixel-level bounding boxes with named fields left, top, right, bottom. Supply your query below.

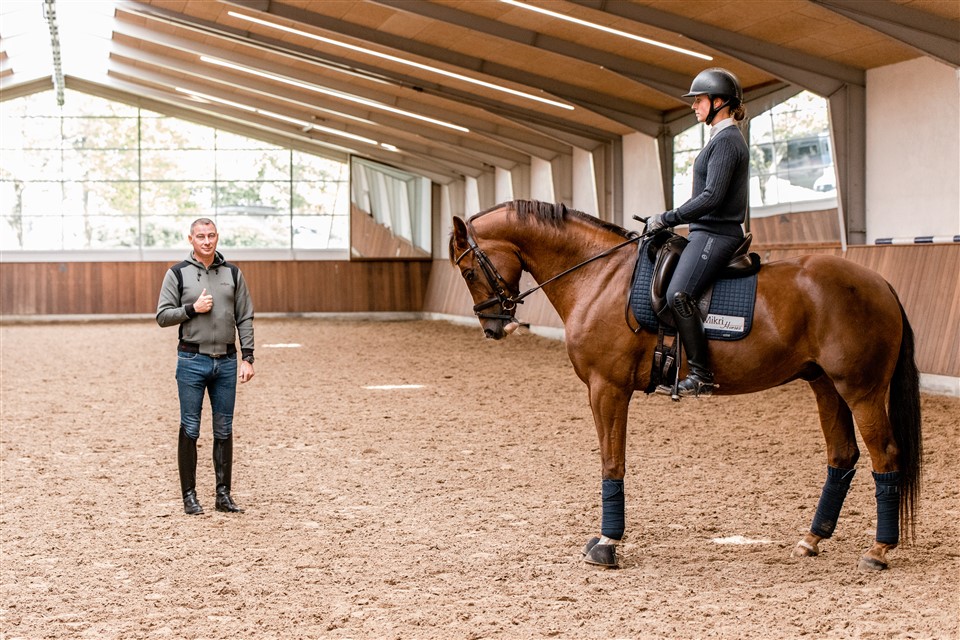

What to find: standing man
left=157, top=218, right=255, bottom=515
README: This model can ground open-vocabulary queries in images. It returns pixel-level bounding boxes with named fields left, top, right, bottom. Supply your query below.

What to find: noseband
left=454, top=219, right=643, bottom=323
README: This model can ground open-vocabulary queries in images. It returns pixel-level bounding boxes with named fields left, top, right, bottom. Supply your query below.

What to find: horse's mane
left=471, top=199, right=633, bottom=239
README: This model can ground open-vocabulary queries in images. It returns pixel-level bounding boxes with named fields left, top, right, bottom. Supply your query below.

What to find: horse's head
left=450, top=215, right=524, bottom=340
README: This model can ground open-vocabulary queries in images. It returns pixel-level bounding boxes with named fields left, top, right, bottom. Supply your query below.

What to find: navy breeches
left=666, top=230, right=743, bottom=307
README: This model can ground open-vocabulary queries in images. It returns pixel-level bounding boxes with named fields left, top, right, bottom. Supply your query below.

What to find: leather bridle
left=454, top=219, right=643, bottom=323
left=454, top=222, right=520, bottom=322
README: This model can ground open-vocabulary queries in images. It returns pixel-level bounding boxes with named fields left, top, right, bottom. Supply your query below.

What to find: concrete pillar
left=828, top=83, right=867, bottom=246
left=623, top=131, right=667, bottom=234
left=572, top=147, right=599, bottom=216
left=530, top=157, right=555, bottom=202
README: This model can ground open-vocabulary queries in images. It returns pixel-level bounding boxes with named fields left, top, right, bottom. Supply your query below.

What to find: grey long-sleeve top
left=156, top=251, right=254, bottom=358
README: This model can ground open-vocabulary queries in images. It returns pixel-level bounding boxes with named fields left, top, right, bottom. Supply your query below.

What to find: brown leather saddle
left=649, top=231, right=760, bottom=329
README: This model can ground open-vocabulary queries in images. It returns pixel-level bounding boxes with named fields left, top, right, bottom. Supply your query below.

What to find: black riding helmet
left=683, top=68, right=743, bottom=125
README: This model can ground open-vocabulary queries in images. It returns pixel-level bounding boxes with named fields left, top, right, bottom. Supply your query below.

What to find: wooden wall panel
left=0, top=260, right=431, bottom=316
left=842, top=245, right=959, bottom=377
left=423, top=243, right=960, bottom=378
left=2, top=244, right=955, bottom=377
left=423, top=258, right=471, bottom=314
left=0, top=262, right=172, bottom=316
left=749, top=208, right=841, bottom=245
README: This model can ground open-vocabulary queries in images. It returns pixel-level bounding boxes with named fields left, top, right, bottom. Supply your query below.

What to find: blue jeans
left=176, top=353, right=237, bottom=440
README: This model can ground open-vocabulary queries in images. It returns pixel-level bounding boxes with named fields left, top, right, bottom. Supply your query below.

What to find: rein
left=455, top=219, right=644, bottom=321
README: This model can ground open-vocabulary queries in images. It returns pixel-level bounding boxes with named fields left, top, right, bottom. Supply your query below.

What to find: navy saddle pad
left=629, top=241, right=758, bottom=341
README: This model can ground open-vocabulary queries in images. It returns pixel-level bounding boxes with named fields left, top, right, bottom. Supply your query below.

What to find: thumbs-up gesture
left=194, top=288, right=214, bottom=314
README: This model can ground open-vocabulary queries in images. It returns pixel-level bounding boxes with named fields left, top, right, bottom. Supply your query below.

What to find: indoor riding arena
left=2, top=2, right=958, bottom=639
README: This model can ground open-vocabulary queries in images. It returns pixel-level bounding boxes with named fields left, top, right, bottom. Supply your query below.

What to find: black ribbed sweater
left=663, top=125, right=749, bottom=237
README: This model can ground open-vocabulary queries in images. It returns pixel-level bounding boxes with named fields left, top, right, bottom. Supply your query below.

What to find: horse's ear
left=450, top=216, right=469, bottom=259
left=452, top=216, right=467, bottom=239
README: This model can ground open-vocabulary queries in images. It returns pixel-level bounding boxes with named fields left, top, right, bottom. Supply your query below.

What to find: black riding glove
left=644, top=212, right=671, bottom=234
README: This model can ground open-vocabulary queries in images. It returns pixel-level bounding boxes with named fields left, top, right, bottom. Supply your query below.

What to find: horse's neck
left=517, top=224, right=594, bottom=275
left=512, top=219, right=616, bottom=316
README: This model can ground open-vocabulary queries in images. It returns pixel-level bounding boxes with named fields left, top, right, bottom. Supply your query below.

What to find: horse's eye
left=464, top=269, right=476, bottom=282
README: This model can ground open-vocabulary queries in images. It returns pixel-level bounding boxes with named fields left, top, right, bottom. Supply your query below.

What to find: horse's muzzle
left=482, top=317, right=521, bottom=340
left=483, top=326, right=505, bottom=340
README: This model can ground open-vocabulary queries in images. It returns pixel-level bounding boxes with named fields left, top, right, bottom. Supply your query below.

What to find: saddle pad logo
left=705, top=314, right=745, bottom=333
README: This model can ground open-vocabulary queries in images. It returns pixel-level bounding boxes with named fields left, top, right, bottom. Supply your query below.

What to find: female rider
left=646, top=68, right=749, bottom=398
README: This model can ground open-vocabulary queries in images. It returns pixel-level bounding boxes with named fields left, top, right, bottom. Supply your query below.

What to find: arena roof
left=1, top=0, right=958, bottom=182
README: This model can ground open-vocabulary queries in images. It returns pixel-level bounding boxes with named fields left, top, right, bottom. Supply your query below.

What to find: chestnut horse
left=450, top=200, right=921, bottom=571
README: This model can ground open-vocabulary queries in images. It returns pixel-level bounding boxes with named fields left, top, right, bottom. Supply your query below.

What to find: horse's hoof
left=857, top=555, right=888, bottom=571
left=583, top=543, right=619, bottom=568
left=792, top=540, right=819, bottom=558
left=582, top=537, right=600, bottom=556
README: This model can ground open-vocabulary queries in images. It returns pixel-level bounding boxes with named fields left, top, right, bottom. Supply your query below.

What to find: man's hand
left=194, top=288, right=214, bottom=314
left=239, top=360, right=255, bottom=384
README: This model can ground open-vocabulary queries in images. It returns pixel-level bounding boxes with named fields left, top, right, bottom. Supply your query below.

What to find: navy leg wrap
left=873, top=470, right=900, bottom=544
left=600, top=479, right=625, bottom=540
left=810, top=466, right=856, bottom=538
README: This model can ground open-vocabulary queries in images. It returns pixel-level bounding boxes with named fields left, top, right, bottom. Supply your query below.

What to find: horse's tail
left=888, top=287, right=923, bottom=542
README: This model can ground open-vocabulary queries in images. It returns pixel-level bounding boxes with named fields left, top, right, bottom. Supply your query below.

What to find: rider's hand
left=645, top=213, right=670, bottom=234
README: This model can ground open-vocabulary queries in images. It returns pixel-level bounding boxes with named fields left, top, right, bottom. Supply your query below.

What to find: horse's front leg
left=582, top=378, right=632, bottom=568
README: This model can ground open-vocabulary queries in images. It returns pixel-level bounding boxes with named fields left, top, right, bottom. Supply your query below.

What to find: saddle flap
left=649, top=233, right=688, bottom=325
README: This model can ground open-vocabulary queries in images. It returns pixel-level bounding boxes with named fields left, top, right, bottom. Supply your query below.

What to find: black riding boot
left=672, top=292, right=715, bottom=397
left=213, top=436, right=243, bottom=513
left=178, top=428, right=203, bottom=515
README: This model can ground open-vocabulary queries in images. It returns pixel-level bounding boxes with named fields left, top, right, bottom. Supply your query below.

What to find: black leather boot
left=213, top=436, right=243, bottom=513
left=672, top=292, right=715, bottom=397
left=178, top=428, right=203, bottom=515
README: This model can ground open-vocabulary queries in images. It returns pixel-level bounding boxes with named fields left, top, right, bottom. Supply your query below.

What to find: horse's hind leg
left=793, top=376, right=860, bottom=559
left=847, top=392, right=901, bottom=571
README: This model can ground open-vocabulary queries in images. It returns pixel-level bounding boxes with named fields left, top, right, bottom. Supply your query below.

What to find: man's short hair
left=190, top=218, right=217, bottom=234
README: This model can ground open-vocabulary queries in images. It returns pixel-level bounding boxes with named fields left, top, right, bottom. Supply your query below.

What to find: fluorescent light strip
left=261, top=109, right=381, bottom=146
left=175, top=87, right=384, bottom=146
left=227, top=10, right=573, bottom=111
left=175, top=88, right=256, bottom=112
left=201, top=55, right=470, bottom=133
left=500, top=0, right=713, bottom=61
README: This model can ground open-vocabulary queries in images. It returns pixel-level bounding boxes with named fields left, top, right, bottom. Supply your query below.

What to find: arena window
left=0, top=89, right=350, bottom=260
